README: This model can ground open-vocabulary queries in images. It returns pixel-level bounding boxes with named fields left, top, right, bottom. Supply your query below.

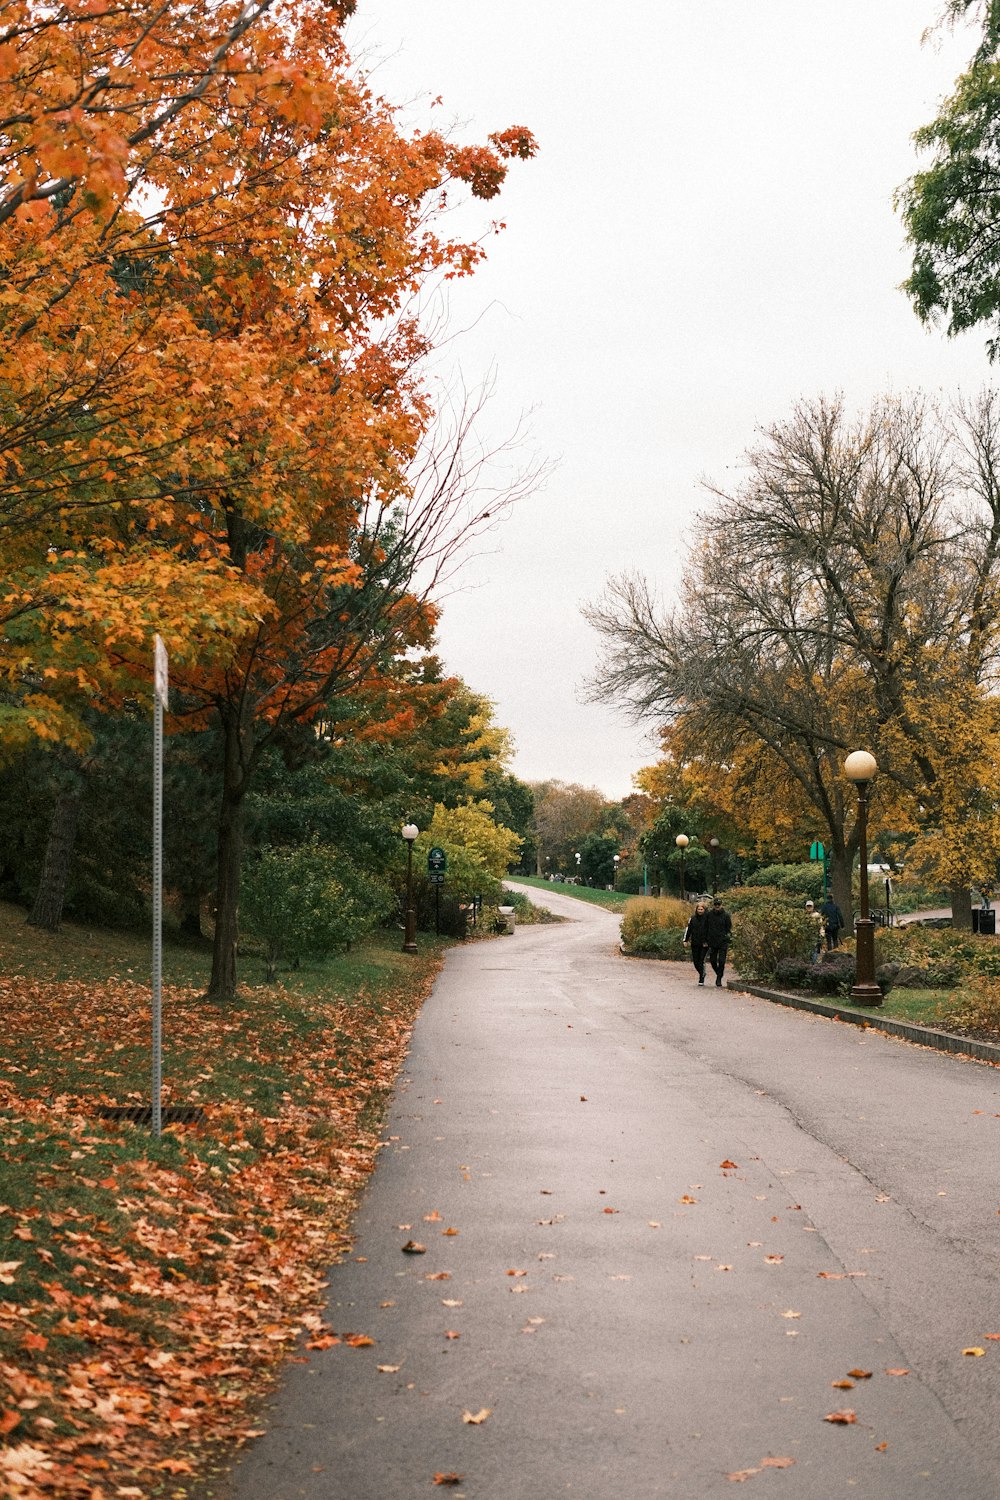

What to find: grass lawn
left=0, top=900, right=446, bottom=1496
left=509, top=875, right=628, bottom=913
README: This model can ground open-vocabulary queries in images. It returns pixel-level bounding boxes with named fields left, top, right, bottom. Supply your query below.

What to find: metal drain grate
left=97, top=1104, right=206, bottom=1125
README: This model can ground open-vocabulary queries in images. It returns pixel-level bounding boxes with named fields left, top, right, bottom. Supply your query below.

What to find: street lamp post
left=880, top=863, right=892, bottom=928
left=709, top=836, right=721, bottom=896
left=613, top=853, right=621, bottom=889
left=675, top=834, right=689, bottom=901
left=402, top=822, right=419, bottom=954
left=844, top=752, right=882, bottom=1005
left=574, top=850, right=581, bottom=883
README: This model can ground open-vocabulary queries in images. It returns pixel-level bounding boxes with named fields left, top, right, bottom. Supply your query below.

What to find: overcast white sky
left=349, top=2, right=988, bottom=800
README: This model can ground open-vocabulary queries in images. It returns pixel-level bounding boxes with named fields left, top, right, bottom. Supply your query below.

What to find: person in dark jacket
left=704, top=897, right=732, bottom=986
left=820, top=896, right=845, bottom=949
left=684, top=901, right=710, bottom=983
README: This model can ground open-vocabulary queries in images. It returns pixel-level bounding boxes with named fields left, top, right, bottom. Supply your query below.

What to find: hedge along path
left=0, top=952, right=442, bottom=1497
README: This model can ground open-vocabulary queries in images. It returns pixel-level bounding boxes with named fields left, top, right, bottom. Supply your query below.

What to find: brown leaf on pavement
left=832, top=1380, right=855, bottom=1389
left=433, top=1474, right=463, bottom=1486
left=760, top=1457, right=796, bottom=1468
left=726, top=1469, right=759, bottom=1481
left=963, top=1347, right=986, bottom=1356
left=720, top=1160, right=739, bottom=1170
left=423, top=1211, right=442, bottom=1221
left=885, top=1368, right=910, bottom=1376
left=462, top=1408, right=491, bottom=1424
left=847, top=1369, right=872, bottom=1379
left=442, top=1227, right=460, bottom=1236
left=401, top=1240, right=426, bottom=1254
left=824, top=1409, right=857, bottom=1424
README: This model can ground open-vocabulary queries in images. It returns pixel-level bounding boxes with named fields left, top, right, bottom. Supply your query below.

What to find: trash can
left=497, top=905, right=516, bottom=935
left=979, top=908, right=996, bottom=936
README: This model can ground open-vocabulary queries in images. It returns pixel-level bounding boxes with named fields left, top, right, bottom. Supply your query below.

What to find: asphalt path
left=220, top=883, right=1000, bottom=1499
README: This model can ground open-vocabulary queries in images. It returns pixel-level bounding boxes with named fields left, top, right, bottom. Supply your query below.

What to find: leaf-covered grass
left=510, top=875, right=627, bottom=912
left=0, top=901, right=445, bottom=1495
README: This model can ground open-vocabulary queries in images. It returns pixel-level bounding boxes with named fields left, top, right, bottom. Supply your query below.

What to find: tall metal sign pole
left=152, top=636, right=168, bottom=1138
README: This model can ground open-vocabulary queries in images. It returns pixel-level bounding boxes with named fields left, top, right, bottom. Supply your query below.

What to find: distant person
left=820, top=896, right=845, bottom=949
left=684, top=901, right=709, bottom=984
left=704, top=897, right=732, bottom=987
left=805, top=900, right=825, bottom=961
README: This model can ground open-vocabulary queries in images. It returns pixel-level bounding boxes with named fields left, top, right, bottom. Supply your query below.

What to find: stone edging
left=731, top=982, right=1000, bottom=1067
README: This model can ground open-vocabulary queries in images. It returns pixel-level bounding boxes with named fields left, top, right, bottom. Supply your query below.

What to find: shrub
left=620, top=895, right=689, bottom=951
left=726, top=892, right=815, bottom=981
left=806, top=950, right=857, bottom=995
left=626, top=926, right=688, bottom=960
left=935, top=978, right=1000, bottom=1040
left=744, top=863, right=824, bottom=901
left=242, top=843, right=394, bottom=980
left=773, top=956, right=812, bottom=988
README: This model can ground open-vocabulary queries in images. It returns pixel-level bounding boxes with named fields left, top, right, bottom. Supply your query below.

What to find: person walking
left=704, top=896, right=732, bottom=987
left=804, top=900, right=825, bottom=962
left=684, top=901, right=710, bottom=984
left=820, top=895, right=845, bottom=949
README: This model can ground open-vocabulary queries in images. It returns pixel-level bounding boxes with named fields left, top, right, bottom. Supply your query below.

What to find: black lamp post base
left=850, top=982, right=883, bottom=1006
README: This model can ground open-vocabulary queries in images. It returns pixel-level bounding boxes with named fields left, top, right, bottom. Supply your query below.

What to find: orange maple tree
left=0, top=2, right=537, bottom=993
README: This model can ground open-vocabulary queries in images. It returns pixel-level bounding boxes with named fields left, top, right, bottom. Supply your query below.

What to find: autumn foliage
left=0, top=920, right=443, bottom=1495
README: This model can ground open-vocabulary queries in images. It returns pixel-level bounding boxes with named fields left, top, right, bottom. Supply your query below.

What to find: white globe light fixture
left=401, top=823, right=420, bottom=952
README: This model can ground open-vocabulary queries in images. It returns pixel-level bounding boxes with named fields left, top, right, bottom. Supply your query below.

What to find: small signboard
left=427, top=846, right=448, bottom=873
left=429, top=872, right=446, bottom=885
left=809, top=840, right=825, bottom=861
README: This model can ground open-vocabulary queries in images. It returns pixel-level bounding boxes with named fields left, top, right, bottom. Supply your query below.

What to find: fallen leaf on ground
left=726, top=1469, right=759, bottom=1481
left=885, top=1368, right=910, bottom=1376
left=424, top=1211, right=442, bottom=1221
left=963, top=1347, right=986, bottom=1357
left=433, top=1474, right=463, bottom=1486
left=462, top=1408, right=491, bottom=1424
left=426, top=1272, right=451, bottom=1280
left=720, top=1160, right=739, bottom=1170
left=679, top=1195, right=698, bottom=1204
left=377, top=1364, right=401, bottom=1373
left=824, top=1410, right=857, bottom=1424
left=764, top=1255, right=784, bottom=1264
left=442, top=1228, right=459, bottom=1237
left=760, top=1457, right=796, bottom=1468
left=305, top=1333, right=340, bottom=1350
left=401, top=1241, right=426, bottom=1254
left=781, top=1310, right=801, bottom=1319
left=442, top=1299, right=462, bottom=1307
left=506, top=1269, right=527, bottom=1277
left=444, top=1331, right=461, bottom=1340
left=847, top=1369, right=872, bottom=1379
left=344, top=1334, right=375, bottom=1348
left=832, top=1380, right=855, bottom=1389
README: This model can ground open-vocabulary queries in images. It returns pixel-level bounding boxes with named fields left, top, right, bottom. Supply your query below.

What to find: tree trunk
left=27, top=784, right=81, bottom=931
left=828, top=853, right=853, bottom=935
left=950, top=885, right=972, bottom=933
left=178, top=891, right=203, bottom=939
left=206, top=715, right=248, bottom=1001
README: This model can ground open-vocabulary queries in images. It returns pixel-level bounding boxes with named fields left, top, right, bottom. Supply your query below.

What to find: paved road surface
left=221, top=883, right=1000, bottom=1499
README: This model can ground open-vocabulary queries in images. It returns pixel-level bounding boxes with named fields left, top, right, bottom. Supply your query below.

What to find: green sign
left=809, top=840, right=826, bottom=861
left=427, top=846, right=448, bottom=873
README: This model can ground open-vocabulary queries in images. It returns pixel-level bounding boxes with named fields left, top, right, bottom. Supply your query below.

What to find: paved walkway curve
left=220, top=884, right=1000, bottom=1499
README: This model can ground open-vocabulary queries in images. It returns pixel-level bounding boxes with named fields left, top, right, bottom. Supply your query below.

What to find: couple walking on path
left=684, top=896, right=732, bottom=986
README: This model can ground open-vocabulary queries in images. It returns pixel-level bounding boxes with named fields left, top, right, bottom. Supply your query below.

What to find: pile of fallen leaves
left=0, top=947, right=442, bottom=1497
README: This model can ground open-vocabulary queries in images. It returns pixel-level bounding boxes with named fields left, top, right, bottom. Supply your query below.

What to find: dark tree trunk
left=950, top=885, right=972, bottom=933
left=178, top=892, right=204, bottom=939
left=206, top=714, right=249, bottom=1001
left=27, top=784, right=81, bottom=932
